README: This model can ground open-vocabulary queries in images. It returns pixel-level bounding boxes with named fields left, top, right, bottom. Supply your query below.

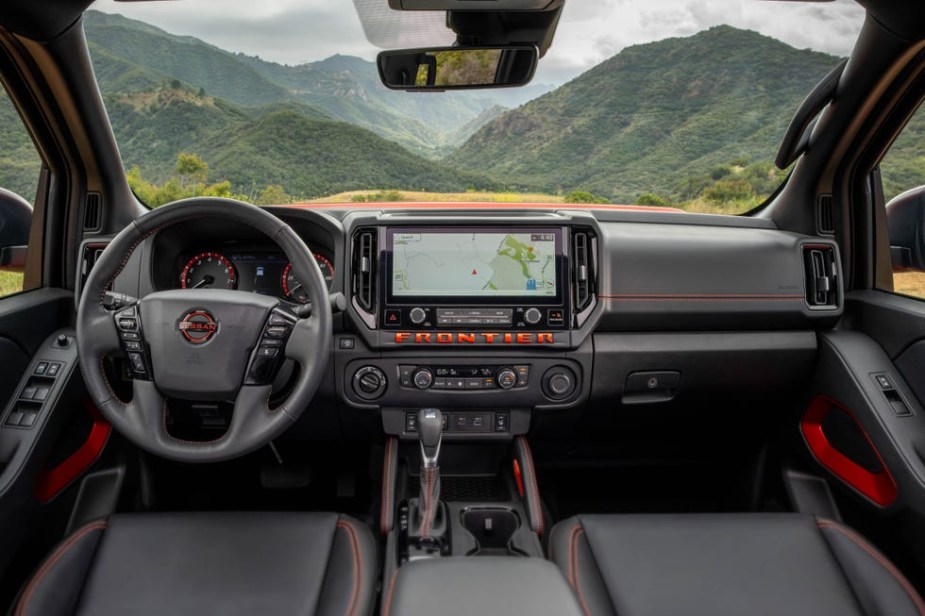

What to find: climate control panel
left=398, top=365, right=530, bottom=391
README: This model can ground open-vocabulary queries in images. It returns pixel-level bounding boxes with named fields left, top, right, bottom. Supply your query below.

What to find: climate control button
left=413, top=367, right=435, bottom=390
left=496, top=367, right=518, bottom=390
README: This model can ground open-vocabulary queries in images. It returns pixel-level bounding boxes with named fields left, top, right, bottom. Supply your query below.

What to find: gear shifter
left=416, top=408, right=443, bottom=540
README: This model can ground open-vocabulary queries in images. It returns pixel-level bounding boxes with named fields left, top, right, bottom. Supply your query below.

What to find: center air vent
left=351, top=228, right=377, bottom=313
left=803, top=244, right=838, bottom=309
left=571, top=229, right=595, bottom=312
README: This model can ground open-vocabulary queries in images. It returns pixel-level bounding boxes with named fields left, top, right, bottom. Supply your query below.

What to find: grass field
left=894, top=272, right=925, bottom=299
left=0, top=271, right=23, bottom=297
left=310, top=190, right=744, bottom=214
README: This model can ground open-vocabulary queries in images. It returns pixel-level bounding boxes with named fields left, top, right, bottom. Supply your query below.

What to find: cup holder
left=460, top=507, right=523, bottom=556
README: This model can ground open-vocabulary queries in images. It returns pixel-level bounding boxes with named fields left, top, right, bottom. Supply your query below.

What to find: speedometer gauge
left=180, top=252, right=237, bottom=290
left=281, top=255, right=335, bottom=303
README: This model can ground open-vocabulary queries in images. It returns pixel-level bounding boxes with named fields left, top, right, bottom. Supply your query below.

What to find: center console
left=337, top=215, right=601, bottom=441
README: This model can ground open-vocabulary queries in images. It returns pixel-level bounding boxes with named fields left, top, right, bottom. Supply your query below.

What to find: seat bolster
left=548, top=517, right=617, bottom=616
left=817, top=518, right=925, bottom=616
left=13, top=520, right=108, bottom=616
left=315, top=515, right=378, bottom=616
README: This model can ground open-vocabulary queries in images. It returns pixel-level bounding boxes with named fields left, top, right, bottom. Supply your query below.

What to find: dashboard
left=94, top=204, right=841, bottom=445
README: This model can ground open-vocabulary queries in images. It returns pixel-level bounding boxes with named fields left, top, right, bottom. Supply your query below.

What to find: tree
left=175, top=152, right=209, bottom=186
left=257, top=184, right=291, bottom=206
left=636, top=193, right=668, bottom=206
left=564, top=190, right=608, bottom=204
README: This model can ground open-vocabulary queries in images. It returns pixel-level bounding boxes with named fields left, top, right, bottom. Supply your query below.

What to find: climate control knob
left=413, top=367, right=435, bottom=390
left=353, top=366, right=386, bottom=400
left=409, top=307, right=427, bottom=325
left=524, top=307, right=542, bottom=325
left=496, top=367, right=518, bottom=390
left=542, top=366, right=577, bottom=401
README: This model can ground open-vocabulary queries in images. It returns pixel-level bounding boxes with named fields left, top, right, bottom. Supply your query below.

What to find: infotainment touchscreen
left=386, top=227, right=563, bottom=301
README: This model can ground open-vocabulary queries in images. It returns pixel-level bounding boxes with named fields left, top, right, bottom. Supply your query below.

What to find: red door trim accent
left=513, top=458, right=525, bottom=497
left=800, top=395, right=898, bottom=507
left=35, top=401, right=112, bottom=503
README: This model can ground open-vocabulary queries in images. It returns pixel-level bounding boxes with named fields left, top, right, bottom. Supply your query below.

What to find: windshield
left=88, top=0, right=864, bottom=214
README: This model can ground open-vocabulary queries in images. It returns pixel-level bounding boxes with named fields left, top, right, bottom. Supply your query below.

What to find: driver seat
left=13, top=512, right=376, bottom=616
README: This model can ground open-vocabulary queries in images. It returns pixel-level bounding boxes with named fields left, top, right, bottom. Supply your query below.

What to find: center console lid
left=384, top=557, right=583, bottom=616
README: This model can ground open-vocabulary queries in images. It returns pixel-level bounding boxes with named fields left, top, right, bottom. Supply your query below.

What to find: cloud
left=92, top=0, right=866, bottom=83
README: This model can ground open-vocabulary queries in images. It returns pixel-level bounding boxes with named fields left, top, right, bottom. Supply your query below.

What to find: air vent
left=75, top=241, right=109, bottom=306
left=803, top=245, right=838, bottom=309
left=83, top=192, right=102, bottom=231
left=351, top=228, right=377, bottom=313
left=571, top=230, right=594, bottom=312
left=817, top=194, right=834, bottom=235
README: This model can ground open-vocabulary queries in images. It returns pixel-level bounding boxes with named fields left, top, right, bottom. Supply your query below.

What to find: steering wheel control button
left=118, top=318, right=138, bottom=330
left=353, top=366, right=387, bottom=400
left=409, top=307, right=427, bottom=325
left=128, top=353, right=147, bottom=374
left=524, top=307, right=542, bottom=325
left=265, top=326, right=288, bottom=338
left=258, top=347, right=279, bottom=358
left=413, top=368, right=434, bottom=390
left=268, top=313, right=289, bottom=326
left=496, top=367, right=518, bottom=390
left=121, top=332, right=140, bottom=341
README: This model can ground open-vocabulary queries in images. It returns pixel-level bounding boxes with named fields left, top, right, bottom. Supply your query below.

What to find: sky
left=93, top=0, right=866, bottom=86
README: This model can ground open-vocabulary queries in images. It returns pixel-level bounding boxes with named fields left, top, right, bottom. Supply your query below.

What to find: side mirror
left=377, top=45, right=538, bottom=91
left=0, top=187, right=32, bottom=273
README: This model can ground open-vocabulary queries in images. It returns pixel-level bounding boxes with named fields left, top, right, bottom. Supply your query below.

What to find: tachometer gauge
left=281, top=255, right=335, bottom=303
left=180, top=252, right=237, bottom=290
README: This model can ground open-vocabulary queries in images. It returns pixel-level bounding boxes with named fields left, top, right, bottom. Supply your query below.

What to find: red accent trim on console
left=800, top=395, right=898, bottom=507
left=35, top=402, right=112, bottom=503
left=513, top=458, right=525, bottom=497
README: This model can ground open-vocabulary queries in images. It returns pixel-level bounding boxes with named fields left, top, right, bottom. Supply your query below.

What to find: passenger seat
left=549, top=513, right=925, bottom=616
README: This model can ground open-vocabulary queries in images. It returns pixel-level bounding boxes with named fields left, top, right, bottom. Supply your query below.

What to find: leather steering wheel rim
left=76, top=198, right=332, bottom=463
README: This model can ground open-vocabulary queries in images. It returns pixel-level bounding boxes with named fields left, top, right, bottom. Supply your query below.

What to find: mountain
left=102, top=84, right=495, bottom=198
left=84, top=11, right=533, bottom=155
left=447, top=26, right=841, bottom=202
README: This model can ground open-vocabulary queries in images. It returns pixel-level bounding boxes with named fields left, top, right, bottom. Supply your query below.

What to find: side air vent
left=571, top=230, right=595, bottom=312
left=803, top=245, right=838, bottom=309
left=75, top=241, right=109, bottom=307
left=83, top=192, right=102, bottom=231
left=351, top=228, right=377, bottom=313
left=817, top=194, right=835, bottom=235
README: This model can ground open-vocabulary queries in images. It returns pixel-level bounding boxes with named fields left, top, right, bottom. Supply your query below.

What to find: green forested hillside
left=448, top=26, right=840, bottom=203
left=84, top=11, right=526, bottom=155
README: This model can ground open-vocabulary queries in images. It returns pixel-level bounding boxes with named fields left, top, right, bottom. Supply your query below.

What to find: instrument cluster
left=178, top=250, right=335, bottom=304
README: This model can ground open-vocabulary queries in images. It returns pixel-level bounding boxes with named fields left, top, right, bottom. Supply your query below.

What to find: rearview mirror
left=0, top=187, right=32, bottom=273
left=887, top=186, right=925, bottom=271
left=377, top=46, right=538, bottom=91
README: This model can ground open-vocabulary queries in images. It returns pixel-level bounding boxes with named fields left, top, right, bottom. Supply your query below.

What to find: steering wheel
left=76, top=198, right=332, bottom=463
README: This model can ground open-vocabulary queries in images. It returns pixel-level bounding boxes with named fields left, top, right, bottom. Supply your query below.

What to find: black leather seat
left=550, top=513, right=925, bottom=616
left=14, top=512, right=376, bottom=616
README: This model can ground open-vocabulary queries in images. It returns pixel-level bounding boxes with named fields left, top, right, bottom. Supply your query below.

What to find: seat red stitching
left=380, top=438, right=393, bottom=536
left=568, top=524, right=592, bottom=616
left=382, top=570, right=399, bottom=616
left=336, top=521, right=361, bottom=616
left=818, top=520, right=925, bottom=616
left=15, top=521, right=107, bottom=616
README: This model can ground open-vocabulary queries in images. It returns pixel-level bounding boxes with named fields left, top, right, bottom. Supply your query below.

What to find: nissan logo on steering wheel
left=178, top=310, right=218, bottom=344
